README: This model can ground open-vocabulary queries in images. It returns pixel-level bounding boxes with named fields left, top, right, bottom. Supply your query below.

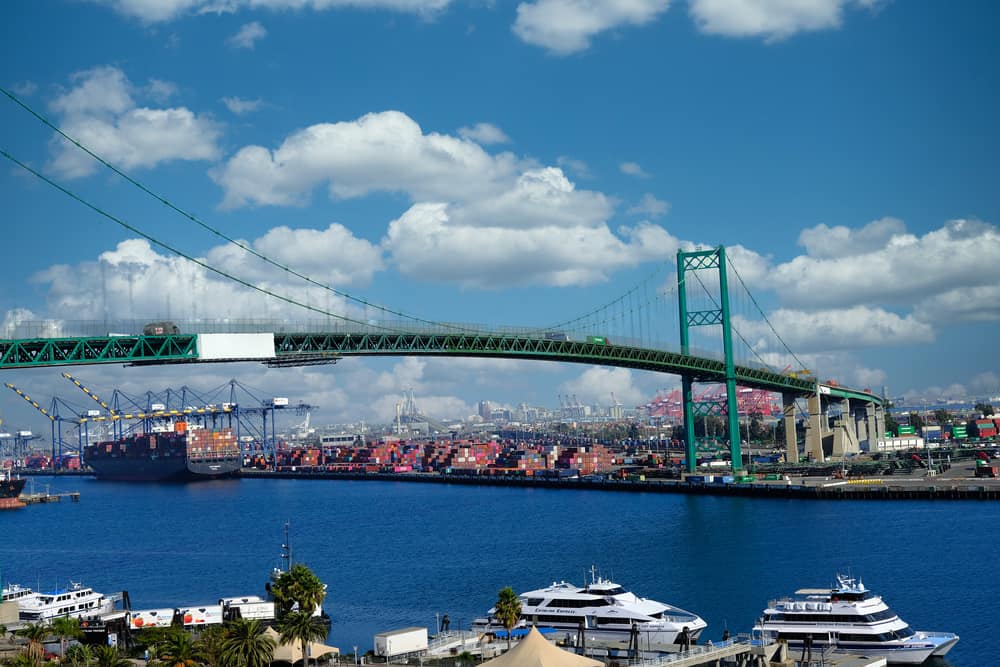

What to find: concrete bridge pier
left=831, top=398, right=861, bottom=458
left=805, top=393, right=825, bottom=462
left=782, top=393, right=799, bottom=463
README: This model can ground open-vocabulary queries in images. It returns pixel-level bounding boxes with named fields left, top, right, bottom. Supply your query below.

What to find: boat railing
left=626, top=638, right=753, bottom=665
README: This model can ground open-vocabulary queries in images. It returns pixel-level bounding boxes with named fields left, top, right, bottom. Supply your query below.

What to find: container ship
left=1, top=469, right=27, bottom=509
left=83, top=424, right=241, bottom=482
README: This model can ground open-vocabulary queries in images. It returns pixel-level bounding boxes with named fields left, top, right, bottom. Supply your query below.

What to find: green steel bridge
left=0, top=248, right=884, bottom=471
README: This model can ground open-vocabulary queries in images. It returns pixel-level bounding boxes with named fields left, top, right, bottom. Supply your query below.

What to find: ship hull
left=85, top=456, right=240, bottom=482
left=1, top=476, right=27, bottom=508
left=85, top=430, right=241, bottom=482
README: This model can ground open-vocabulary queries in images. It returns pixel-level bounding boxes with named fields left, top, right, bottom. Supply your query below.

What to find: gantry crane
left=4, top=382, right=82, bottom=469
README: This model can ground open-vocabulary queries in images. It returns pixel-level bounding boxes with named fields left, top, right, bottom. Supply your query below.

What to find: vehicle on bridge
left=543, top=332, right=569, bottom=341
left=586, top=335, right=610, bottom=346
left=143, top=321, right=180, bottom=335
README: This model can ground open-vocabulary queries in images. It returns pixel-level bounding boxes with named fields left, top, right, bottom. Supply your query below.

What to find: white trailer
left=374, top=627, right=428, bottom=658
left=178, top=604, right=224, bottom=626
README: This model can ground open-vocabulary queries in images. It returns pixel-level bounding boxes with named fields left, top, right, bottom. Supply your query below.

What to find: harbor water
left=1, top=476, right=991, bottom=665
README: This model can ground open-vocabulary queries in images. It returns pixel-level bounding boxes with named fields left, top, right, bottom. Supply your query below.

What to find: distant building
left=478, top=400, right=492, bottom=421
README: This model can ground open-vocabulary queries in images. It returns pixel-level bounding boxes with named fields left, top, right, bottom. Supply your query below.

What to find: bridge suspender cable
left=0, top=86, right=489, bottom=335
left=0, top=147, right=406, bottom=334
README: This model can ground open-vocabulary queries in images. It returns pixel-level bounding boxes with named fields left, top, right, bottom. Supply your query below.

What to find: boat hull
left=0, top=476, right=26, bottom=509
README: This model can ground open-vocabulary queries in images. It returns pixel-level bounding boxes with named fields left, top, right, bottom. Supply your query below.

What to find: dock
left=19, top=490, right=80, bottom=504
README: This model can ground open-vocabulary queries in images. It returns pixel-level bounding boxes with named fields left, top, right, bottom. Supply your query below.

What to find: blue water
left=2, top=476, right=991, bottom=665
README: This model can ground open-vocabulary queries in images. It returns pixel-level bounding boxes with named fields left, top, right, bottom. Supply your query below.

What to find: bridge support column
left=805, top=393, right=825, bottom=462
left=682, top=375, right=697, bottom=473
left=874, top=404, right=886, bottom=449
left=782, top=393, right=798, bottom=463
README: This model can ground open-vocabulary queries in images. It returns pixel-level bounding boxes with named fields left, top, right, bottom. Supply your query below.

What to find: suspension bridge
left=0, top=85, right=887, bottom=472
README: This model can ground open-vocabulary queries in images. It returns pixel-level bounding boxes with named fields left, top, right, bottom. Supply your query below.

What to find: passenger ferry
left=17, top=583, right=117, bottom=623
left=473, top=567, right=707, bottom=646
left=2, top=583, right=38, bottom=605
left=754, top=573, right=959, bottom=664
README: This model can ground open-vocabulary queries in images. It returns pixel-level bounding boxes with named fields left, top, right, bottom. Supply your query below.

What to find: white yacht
left=17, top=582, right=117, bottom=623
left=2, top=583, right=38, bottom=605
left=473, top=567, right=707, bottom=646
left=754, top=573, right=959, bottom=664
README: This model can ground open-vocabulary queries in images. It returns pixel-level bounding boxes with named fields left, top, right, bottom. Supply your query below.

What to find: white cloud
left=96, top=0, right=453, bottom=23
left=689, top=0, right=883, bottom=41
left=146, top=78, right=178, bottom=102
left=222, top=96, right=263, bottom=115
left=207, top=223, right=383, bottom=286
left=48, top=66, right=220, bottom=178
left=627, top=193, right=669, bottom=218
left=619, top=161, right=649, bottom=178
left=513, top=0, right=670, bottom=55
left=458, top=122, right=510, bottom=145
left=228, top=21, right=267, bottom=49
left=797, top=216, right=906, bottom=259
left=382, top=203, right=679, bottom=289
left=212, top=110, right=522, bottom=208
left=768, top=218, right=1000, bottom=311
left=560, top=366, right=645, bottom=408
left=556, top=156, right=592, bottom=179
left=30, top=225, right=380, bottom=326
left=734, top=306, right=935, bottom=352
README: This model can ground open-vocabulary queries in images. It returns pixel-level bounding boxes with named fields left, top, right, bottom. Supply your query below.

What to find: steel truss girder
left=0, top=331, right=820, bottom=396
left=0, top=335, right=197, bottom=368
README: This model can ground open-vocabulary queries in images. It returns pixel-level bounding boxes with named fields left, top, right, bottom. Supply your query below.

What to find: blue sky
left=1, top=0, right=999, bottom=430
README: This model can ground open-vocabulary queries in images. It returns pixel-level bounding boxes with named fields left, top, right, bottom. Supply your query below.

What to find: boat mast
left=281, top=521, right=292, bottom=572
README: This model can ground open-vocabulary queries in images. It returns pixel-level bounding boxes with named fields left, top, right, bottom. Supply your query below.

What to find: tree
left=49, top=616, right=83, bottom=659
left=155, top=627, right=201, bottom=667
left=91, top=645, right=132, bottom=667
left=975, top=402, right=995, bottom=417
left=909, top=412, right=925, bottom=431
left=276, top=610, right=328, bottom=667
left=63, top=643, right=93, bottom=667
left=270, top=564, right=326, bottom=618
left=493, top=587, right=522, bottom=651
left=220, top=618, right=275, bottom=667
left=14, top=623, right=48, bottom=667
left=196, top=624, right=228, bottom=667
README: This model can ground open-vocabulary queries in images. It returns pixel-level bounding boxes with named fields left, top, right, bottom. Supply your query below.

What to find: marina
left=0, top=476, right=982, bottom=664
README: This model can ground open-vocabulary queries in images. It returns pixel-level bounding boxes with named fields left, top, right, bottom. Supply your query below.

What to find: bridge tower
left=677, top=246, right=743, bottom=472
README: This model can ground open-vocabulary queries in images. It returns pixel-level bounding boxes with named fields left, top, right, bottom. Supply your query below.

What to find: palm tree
left=195, top=624, right=227, bottom=667
left=270, top=564, right=326, bottom=617
left=493, top=587, right=521, bottom=651
left=49, top=616, right=83, bottom=659
left=63, top=643, right=93, bottom=667
left=92, top=645, right=132, bottom=667
left=276, top=610, right=327, bottom=667
left=155, top=627, right=201, bottom=667
left=220, top=618, right=275, bottom=667
left=13, top=623, right=49, bottom=667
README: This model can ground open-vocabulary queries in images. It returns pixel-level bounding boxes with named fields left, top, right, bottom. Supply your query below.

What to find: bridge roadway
left=0, top=330, right=880, bottom=404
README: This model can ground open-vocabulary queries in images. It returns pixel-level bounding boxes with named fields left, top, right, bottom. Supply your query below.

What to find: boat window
left=587, top=586, right=625, bottom=595
left=596, top=617, right=632, bottom=625
left=893, top=626, right=915, bottom=639
left=547, top=598, right=610, bottom=608
left=525, top=598, right=544, bottom=606
left=866, top=609, right=897, bottom=622
left=535, top=614, right=578, bottom=624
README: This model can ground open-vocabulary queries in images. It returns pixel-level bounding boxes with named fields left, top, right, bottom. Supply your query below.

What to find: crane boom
left=62, top=372, right=117, bottom=416
left=4, top=383, right=56, bottom=422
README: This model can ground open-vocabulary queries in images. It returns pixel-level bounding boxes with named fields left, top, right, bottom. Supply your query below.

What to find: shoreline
left=15, top=467, right=1000, bottom=500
